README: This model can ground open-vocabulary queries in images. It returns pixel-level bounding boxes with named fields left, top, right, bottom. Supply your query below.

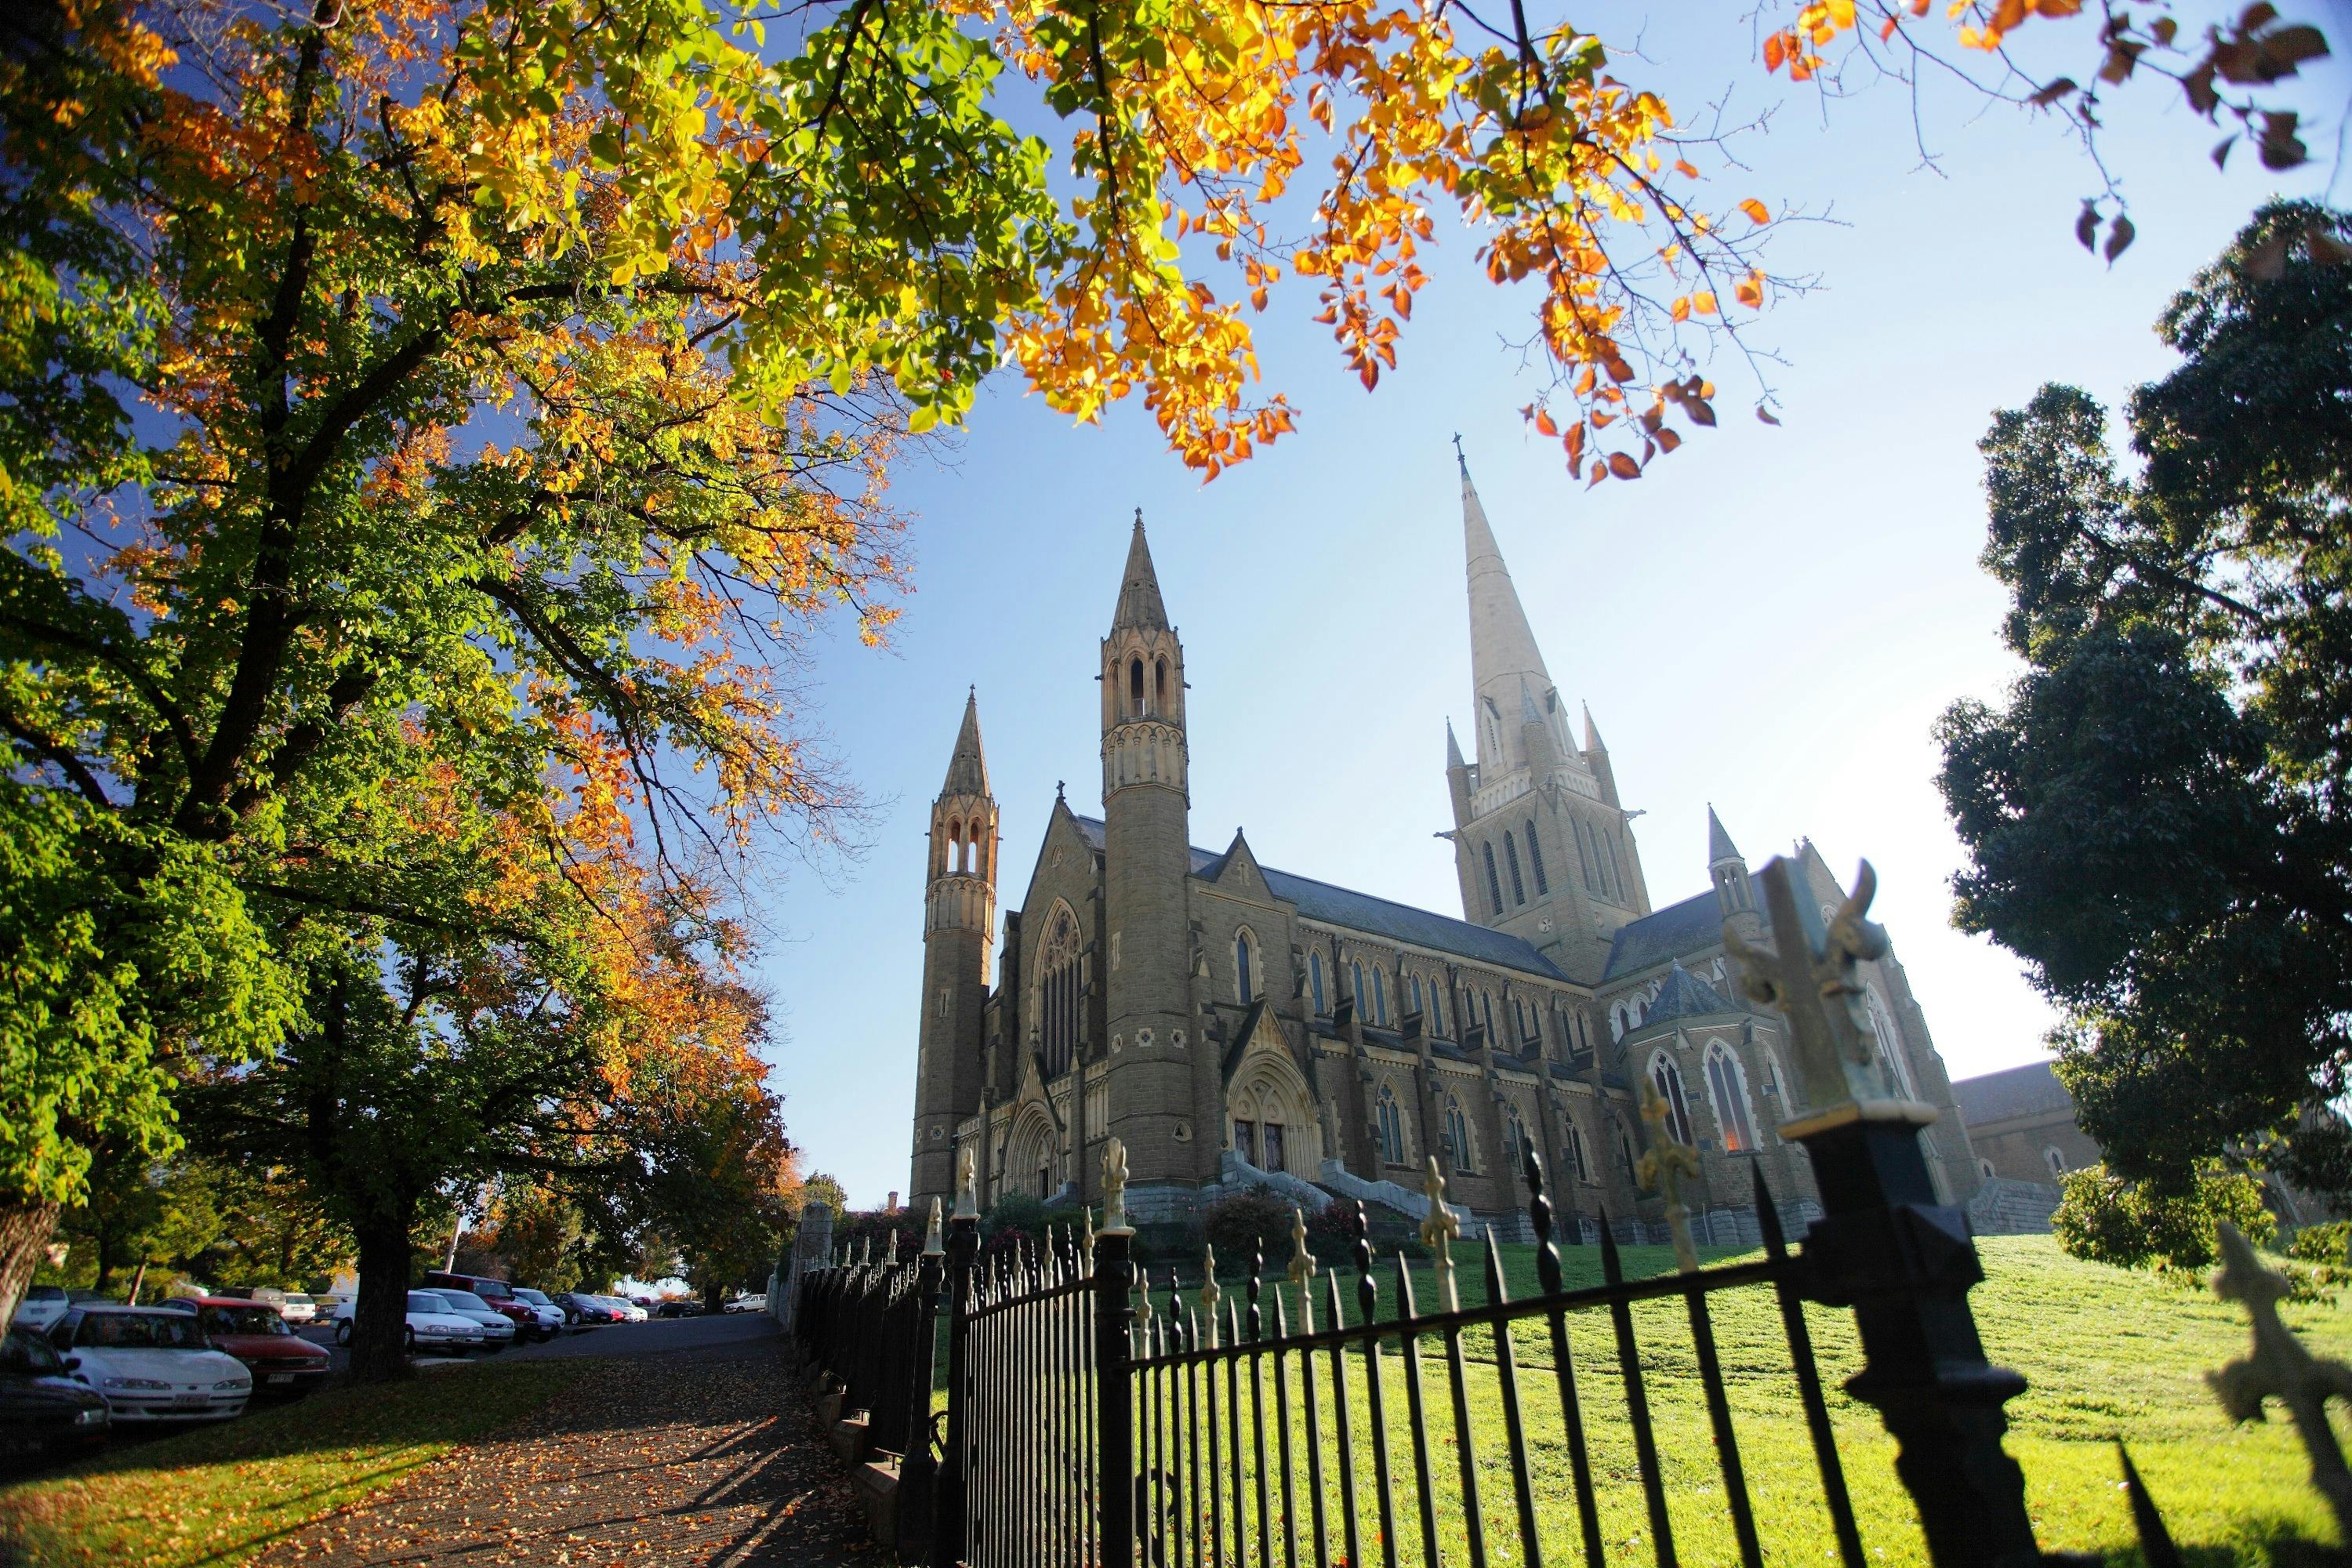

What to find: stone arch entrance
left=1004, top=1104, right=1060, bottom=1200
left=1226, top=1022, right=1322, bottom=1177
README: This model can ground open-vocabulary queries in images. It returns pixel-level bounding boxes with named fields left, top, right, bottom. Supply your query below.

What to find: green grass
left=969, top=1234, right=2348, bottom=1566
left=0, top=1357, right=586, bottom=1568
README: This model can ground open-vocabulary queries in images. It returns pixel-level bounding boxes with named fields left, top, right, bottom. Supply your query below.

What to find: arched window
left=1372, top=967, right=1389, bottom=1025
left=1154, top=657, right=1168, bottom=710
left=1037, top=908, right=1083, bottom=1078
left=1482, top=843, right=1504, bottom=916
left=1428, top=986, right=1446, bottom=1037
left=1504, top=831, right=1527, bottom=906
left=1129, top=656, right=1145, bottom=717
left=1308, top=952, right=1327, bottom=1014
left=2044, top=1146, right=2067, bottom=1177
left=1609, top=1004, right=1626, bottom=1043
left=1234, top=930, right=1257, bottom=1004
left=1576, top=819, right=1598, bottom=891
left=1408, top=974, right=1424, bottom=1018
left=1979, top=1159, right=1996, bottom=1181
left=1482, top=991, right=1497, bottom=1040
left=1605, top=832, right=1625, bottom=900
left=1613, top=1120, right=1639, bottom=1178
left=1377, top=1086, right=1407, bottom=1165
left=1564, top=1120, right=1592, bottom=1183
left=1649, top=1054, right=1695, bottom=1147
left=1350, top=960, right=1367, bottom=1019
left=1524, top=820, right=1548, bottom=895
left=1442, top=1097, right=1474, bottom=1171
left=1864, top=988, right=1917, bottom=1098
left=1502, top=1106, right=1529, bottom=1176
left=1705, top=1044, right=1759, bottom=1153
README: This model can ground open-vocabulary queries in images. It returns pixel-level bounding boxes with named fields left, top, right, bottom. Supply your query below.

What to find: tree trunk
left=0, top=1197, right=61, bottom=1329
left=349, top=1210, right=416, bottom=1383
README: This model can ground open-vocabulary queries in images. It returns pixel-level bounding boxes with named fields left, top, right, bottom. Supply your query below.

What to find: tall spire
left=943, top=687, right=989, bottom=797
left=1445, top=718, right=1465, bottom=770
left=1707, top=804, right=1740, bottom=866
left=1112, top=508, right=1170, bottom=631
left=1461, top=452, right=1555, bottom=775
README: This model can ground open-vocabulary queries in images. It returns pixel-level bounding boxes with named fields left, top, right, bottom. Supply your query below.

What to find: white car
left=11, top=1285, right=71, bottom=1334
left=723, top=1294, right=768, bottom=1315
left=420, top=1290, right=517, bottom=1350
left=599, top=1296, right=648, bottom=1323
left=46, top=1305, right=250, bottom=1422
left=331, top=1292, right=486, bottom=1355
left=506, top=1287, right=567, bottom=1338
left=275, top=1293, right=318, bottom=1324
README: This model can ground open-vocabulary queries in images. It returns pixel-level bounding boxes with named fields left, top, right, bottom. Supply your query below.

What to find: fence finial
left=1636, top=1078, right=1702, bottom=1273
left=1723, top=857, right=1926, bottom=1125
left=2210, top=1220, right=2352, bottom=1537
left=1420, top=1157, right=1461, bottom=1310
left=924, top=1196, right=945, bottom=1258
left=1287, top=1206, right=1318, bottom=1295
left=1081, top=1207, right=1096, bottom=1272
left=1099, top=1137, right=1134, bottom=1236
left=954, top=1145, right=979, bottom=1221
left=884, top=1226, right=899, bottom=1267
left=1200, top=1242, right=1222, bottom=1347
left=858, top=1236, right=872, bottom=1268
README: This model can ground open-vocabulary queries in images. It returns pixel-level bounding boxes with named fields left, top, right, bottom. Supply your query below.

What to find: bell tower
left=1100, top=511, right=1196, bottom=1187
left=910, top=690, right=996, bottom=1210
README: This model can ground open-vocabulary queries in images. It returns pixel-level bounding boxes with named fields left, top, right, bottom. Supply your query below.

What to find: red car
left=162, top=1298, right=332, bottom=1396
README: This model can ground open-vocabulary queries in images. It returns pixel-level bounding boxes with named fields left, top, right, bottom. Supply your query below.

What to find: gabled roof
left=1950, top=1061, right=2075, bottom=1126
left=1069, top=816, right=1570, bottom=981
left=1639, top=960, right=1735, bottom=1027
left=1602, top=876, right=1761, bottom=982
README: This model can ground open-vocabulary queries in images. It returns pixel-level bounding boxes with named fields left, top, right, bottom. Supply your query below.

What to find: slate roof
left=1602, top=877, right=1760, bottom=982
left=1950, top=1061, right=2074, bottom=1127
left=1640, top=960, right=1735, bottom=1025
left=1069, top=816, right=1570, bottom=982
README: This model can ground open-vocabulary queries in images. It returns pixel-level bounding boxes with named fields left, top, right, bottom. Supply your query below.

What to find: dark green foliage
left=1200, top=1189, right=1298, bottom=1271
left=2049, top=1163, right=2275, bottom=1270
left=1939, top=201, right=2352, bottom=1200
left=2287, top=1219, right=2352, bottom=1267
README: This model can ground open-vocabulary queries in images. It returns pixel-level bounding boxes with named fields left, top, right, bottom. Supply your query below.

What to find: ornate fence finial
left=857, top=1236, right=872, bottom=1268
left=1100, top=1137, right=1134, bottom=1236
left=1200, top=1243, right=1222, bottom=1347
left=954, top=1145, right=979, bottom=1221
left=1723, top=856, right=1922, bottom=1126
left=924, top=1196, right=945, bottom=1258
left=1081, top=1207, right=1097, bottom=1273
left=1420, top=1156, right=1462, bottom=1310
left=2210, top=1220, right=2352, bottom=1537
left=1287, top=1206, right=1318, bottom=1296
left=1135, top=1265, right=1155, bottom=1327
left=1636, top=1078, right=1702, bottom=1273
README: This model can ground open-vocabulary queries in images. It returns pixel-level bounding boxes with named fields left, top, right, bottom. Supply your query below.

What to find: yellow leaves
left=1739, top=198, right=1771, bottom=224
left=1734, top=269, right=1765, bottom=308
left=1692, top=290, right=1718, bottom=315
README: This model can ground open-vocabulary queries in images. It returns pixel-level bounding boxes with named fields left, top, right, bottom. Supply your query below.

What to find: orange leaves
left=1738, top=198, right=1771, bottom=225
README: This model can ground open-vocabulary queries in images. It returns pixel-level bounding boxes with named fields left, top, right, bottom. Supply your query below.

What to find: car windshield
left=406, top=1292, right=456, bottom=1314
left=512, top=1289, right=551, bottom=1305
left=434, top=1291, right=492, bottom=1312
left=3, top=1330, right=65, bottom=1374
left=281, top=1294, right=314, bottom=1307
left=200, top=1305, right=290, bottom=1337
left=78, top=1312, right=205, bottom=1349
left=24, top=1286, right=64, bottom=1304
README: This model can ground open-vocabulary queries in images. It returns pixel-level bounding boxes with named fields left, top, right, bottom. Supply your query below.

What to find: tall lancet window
left=1482, top=843, right=1504, bottom=916
left=1129, top=657, right=1145, bottom=717
left=1649, top=1054, right=1695, bottom=1148
left=1308, top=951, right=1327, bottom=1014
left=1234, top=930, right=1256, bottom=1004
left=1706, top=1044, right=1759, bottom=1153
left=1504, top=832, right=1526, bottom=906
left=1037, top=909, right=1082, bottom=1077
left=1525, top=820, right=1548, bottom=895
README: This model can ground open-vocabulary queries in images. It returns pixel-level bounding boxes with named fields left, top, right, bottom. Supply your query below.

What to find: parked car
left=723, top=1294, right=768, bottom=1315
left=45, top=1306, right=249, bottom=1424
left=330, top=1293, right=486, bottom=1356
left=601, top=1296, right=648, bottom=1323
left=419, top=1272, right=551, bottom=1342
left=505, top=1288, right=568, bottom=1339
left=653, top=1299, right=702, bottom=1319
left=274, top=1293, right=319, bottom=1325
left=9, top=1285, right=71, bottom=1335
left=551, top=1293, right=621, bottom=1327
left=0, top=1328, right=108, bottom=1461
left=418, top=1290, right=516, bottom=1352
left=160, top=1298, right=331, bottom=1396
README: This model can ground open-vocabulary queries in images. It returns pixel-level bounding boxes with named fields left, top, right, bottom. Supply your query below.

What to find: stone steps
left=1966, top=1177, right=2062, bottom=1236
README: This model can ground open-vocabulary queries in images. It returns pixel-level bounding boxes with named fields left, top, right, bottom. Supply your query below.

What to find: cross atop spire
left=1451, top=431, right=1466, bottom=473
left=1112, top=510, right=1170, bottom=631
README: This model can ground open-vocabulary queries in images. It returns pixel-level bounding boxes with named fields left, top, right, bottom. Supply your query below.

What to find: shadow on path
left=252, top=1321, right=875, bottom=1566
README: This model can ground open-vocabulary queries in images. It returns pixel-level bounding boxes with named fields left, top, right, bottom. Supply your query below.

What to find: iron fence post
left=898, top=1212, right=948, bottom=1563
left=935, top=1208, right=980, bottom=1567
left=1095, top=1222, right=1136, bottom=1568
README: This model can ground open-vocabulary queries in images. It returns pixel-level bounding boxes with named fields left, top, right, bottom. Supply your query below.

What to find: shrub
left=2051, top=1163, right=2276, bottom=1270
left=2287, top=1219, right=2352, bottom=1267
left=1200, top=1190, right=1301, bottom=1271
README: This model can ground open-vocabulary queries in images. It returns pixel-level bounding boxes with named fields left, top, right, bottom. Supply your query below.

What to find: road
left=296, top=1307, right=775, bottom=1371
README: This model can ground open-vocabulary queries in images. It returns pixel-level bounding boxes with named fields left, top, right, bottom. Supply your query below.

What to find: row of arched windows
left=1123, top=654, right=1172, bottom=720
left=1370, top=1082, right=1634, bottom=1191
left=1036, top=909, right=1082, bottom=1077
left=938, top=817, right=989, bottom=877
left=1648, top=1044, right=1762, bottom=1155
left=1573, top=816, right=1624, bottom=903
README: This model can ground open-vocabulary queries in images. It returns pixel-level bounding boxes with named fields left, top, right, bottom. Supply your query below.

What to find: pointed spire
left=1519, top=676, right=1544, bottom=728
left=1461, top=452, right=1554, bottom=775
left=942, top=687, right=989, bottom=797
left=1708, top=804, right=1741, bottom=866
left=1582, top=702, right=1606, bottom=753
left=1445, top=718, right=1466, bottom=771
left=1112, top=508, right=1170, bottom=631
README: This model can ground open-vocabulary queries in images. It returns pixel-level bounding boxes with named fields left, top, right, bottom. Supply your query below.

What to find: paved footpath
left=256, top=1316, right=879, bottom=1567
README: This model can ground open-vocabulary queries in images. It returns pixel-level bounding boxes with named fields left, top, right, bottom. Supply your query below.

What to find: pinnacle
left=1445, top=718, right=1466, bottom=770
left=1582, top=702, right=1606, bottom=753
left=941, top=688, right=989, bottom=798
left=1112, top=510, right=1171, bottom=632
left=1707, top=803, right=1741, bottom=865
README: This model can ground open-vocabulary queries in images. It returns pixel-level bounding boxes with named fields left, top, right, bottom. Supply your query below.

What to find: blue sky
left=753, top=9, right=2347, bottom=1207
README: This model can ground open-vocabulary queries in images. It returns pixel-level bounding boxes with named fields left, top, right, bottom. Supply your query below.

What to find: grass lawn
left=0, top=1356, right=586, bottom=1568
left=1087, top=1232, right=2351, bottom=1566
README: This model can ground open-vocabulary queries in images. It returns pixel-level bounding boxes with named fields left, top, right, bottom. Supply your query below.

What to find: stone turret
left=1099, top=513, right=1197, bottom=1187
left=1708, top=804, right=1753, bottom=919
left=911, top=690, right=997, bottom=1210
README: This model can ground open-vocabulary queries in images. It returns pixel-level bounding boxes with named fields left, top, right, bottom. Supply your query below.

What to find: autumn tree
left=0, top=0, right=2332, bottom=1346
left=1937, top=201, right=2352, bottom=1218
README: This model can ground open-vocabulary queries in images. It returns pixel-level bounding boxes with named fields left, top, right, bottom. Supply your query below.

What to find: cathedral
left=907, top=457, right=1983, bottom=1242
